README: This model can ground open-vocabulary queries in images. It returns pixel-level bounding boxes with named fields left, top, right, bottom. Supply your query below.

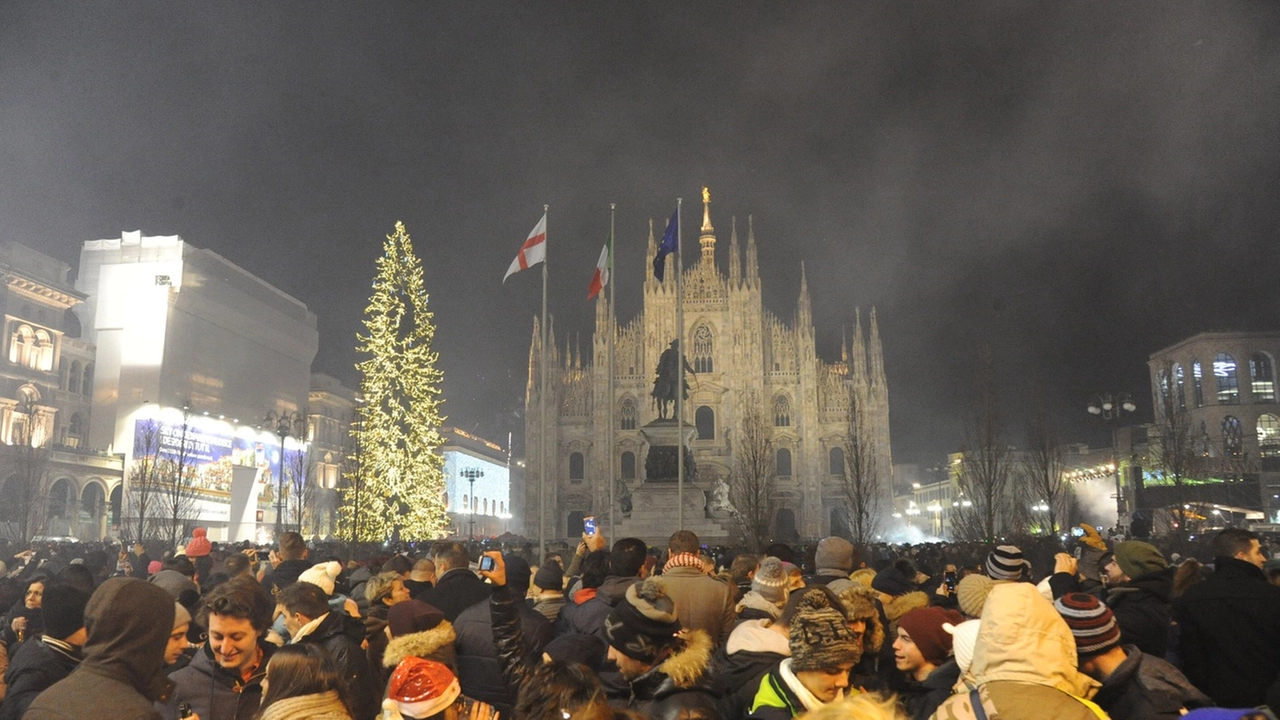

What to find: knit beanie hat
left=298, top=561, right=343, bottom=596
left=386, top=657, right=461, bottom=719
left=1112, top=541, right=1167, bottom=579
left=388, top=599, right=448, bottom=638
left=789, top=588, right=862, bottom=671
left=1054, top=592, right=1121, bottom=658
left=752, top=557, right=790, bottom=605
left=504, top=554, right=533, bottom=595
left=173, top=602, right=191, bottom=630
left=42, top=583, right=90, bottom=640
left=956, top=574, right=995, bottom=618
left=604, top=578, right=681, bottom=662
left=184, top=528, right=212, bottom=558
left=544, top=633, right=608, bottom=673
left=944, top=619, right=981, bottom=673
left=897, top=606, right=964, bottom=666
left=147, top=560, right=163, bottom=575
left=871, top=565, right=912, bottom=597
left=985, top=545, right=1028, bottom=581
left=534, top=563, right=564, bottom=592
left=814, top=537, right=856, bottom=573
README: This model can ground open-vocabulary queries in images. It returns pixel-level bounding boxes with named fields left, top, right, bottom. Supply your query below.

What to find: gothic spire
left=851, top=307, right=867, bottom=387
left=797, top=261, right=812, bottom=328
left=746, top=214, right=759, bottom=285
left=728, top=216, right=741, bottom=285
left=645, top=218, right=656, bottom=290
left=699, top=186, right=716, bottom=265
left=869, top=306, right=885, bottom=388
left=527, top=315, right=541, bottom=393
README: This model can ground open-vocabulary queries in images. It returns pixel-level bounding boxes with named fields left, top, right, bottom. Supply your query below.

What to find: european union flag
left=653, top=208, right=678, bottom=282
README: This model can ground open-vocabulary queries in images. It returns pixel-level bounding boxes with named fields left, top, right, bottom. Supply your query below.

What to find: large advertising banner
left=133, top=418, right=304, bottom=496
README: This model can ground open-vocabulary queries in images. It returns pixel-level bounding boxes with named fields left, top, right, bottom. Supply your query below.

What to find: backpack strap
left=969, top=688, right=989, bottom=720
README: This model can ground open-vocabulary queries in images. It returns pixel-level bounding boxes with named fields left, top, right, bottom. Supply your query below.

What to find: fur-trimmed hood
left=657, top=628, right=713, bottom=689
left=836, top=584, right=886, bottom=656
left=883, top=590, right=930, bottom=632
left=381, top=620, right=457, bottom=668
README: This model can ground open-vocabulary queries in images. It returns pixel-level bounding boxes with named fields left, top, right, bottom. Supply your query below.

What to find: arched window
left=47, top=478, right=72, bottom=519
left=82, top=363, right=94, bottom=396
left=443, top=491, right=449, bottom=508
left=1251, top=353, right=1275, bottom=402
left=1258, top=414, right=1280, bottom=459
left=1215, top=353, right=1239, bottom=404
left=569, top=452, right=585, bottom=480
left=9, top=325, right=33, bottom=365
left=695, top=406, right=715, bottom=440
left=68, top=413, right=84, bottom=447
left=567, top=511, right=585, bottom=537
left=620, top=399, right=637, bottom=430
left=483, top=498, right=488, bottom=515
left=621, top=451, right=636, bottom=480
left=691, top=324, right=714, bottom=373
left=774, top=396, right=791, bottom=427
left=68, top=360, right=81, bottom=394
left=1223, top=416, right=1243, bottom=457
left=829, top=447, right=845, bottom=475
left=32, top=330, right=52, bottom=371
left=1192, top=360, right=1205, bottom=407
left=1174, top=364, right=1186, bottom=410
left=776, top=448, right=792, bottom=477
left=462, top=494, right=468, bottom=508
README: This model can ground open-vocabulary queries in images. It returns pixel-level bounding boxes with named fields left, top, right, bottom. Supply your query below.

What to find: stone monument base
left=611, top=482, right=731, bottom=546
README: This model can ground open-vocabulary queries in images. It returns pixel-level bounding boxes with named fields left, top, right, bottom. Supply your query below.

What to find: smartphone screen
left=583, top=515, right=597, bottom=536
left=944, top=571, right=957, bottom=591
left=478, top=555, right=496, bottom=572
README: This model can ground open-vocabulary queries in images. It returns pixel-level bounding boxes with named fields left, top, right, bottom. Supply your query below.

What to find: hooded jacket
left=712, top=619, right=790, bottom=720
left=1105, top=568, right=1173, bottom=658
left=381, top=619, right=457, bottom=672
left=293, top=611, right=378, bottom=720
left=618, top=629, right=719, bottom=720
left=157, top=640, right=274, bottom=720
left=1175, top=556, right=1280, bottom=708
left=554, top=574, right=638, bottom=639
left=24, top=577, right=175, bottom=720
left=930, top=583, right=1105, bottom=720
left=1091, top=645, right=1211, bottom=720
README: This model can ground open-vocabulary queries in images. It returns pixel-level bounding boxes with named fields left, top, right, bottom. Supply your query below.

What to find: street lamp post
left=460, top=467, right=484, bottom=541
left=1087, top=393, right=1137, bottom=533
left=264, top=410, right=305, bottom=537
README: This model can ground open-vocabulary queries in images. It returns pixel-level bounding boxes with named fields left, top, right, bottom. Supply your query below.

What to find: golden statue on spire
left=702, top=186, right=710, bottom=204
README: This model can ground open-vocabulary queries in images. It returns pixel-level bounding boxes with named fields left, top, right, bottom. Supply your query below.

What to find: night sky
left=4, top=2, right=1279, bottom=465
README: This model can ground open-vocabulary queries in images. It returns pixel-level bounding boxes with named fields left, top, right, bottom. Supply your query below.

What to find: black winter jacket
left=608, top=630, right=721, bottom=720
left=0, top=636, right=81, bottom=720
left=1092, top=645, right=1211, bottom=720
left=899, top=659, right=960, bottom=720
left=1106, top=569, right=1173, bottom=658
left=261, top=559, right=311, bottom=598
left=157, top=641, right=273, bottom=720
left=295, top=611, right=379, bottom=720
left=1175, top=556, right=1280, bottom=708
left=455, top=589, right=552, bottom=718
left=418, top=569, right=490, bottom=622
left=554, top=575, right=637, bottom=640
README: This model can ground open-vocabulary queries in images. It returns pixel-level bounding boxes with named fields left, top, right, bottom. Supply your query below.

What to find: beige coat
left=661, top=567, right=737, bottom=646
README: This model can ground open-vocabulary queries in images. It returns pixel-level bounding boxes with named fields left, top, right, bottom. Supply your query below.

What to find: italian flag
left=587, top=231, right=612, bottom=300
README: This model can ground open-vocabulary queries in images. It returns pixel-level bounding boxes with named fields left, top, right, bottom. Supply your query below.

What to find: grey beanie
left=752, top=557, right=790, bottom=605
left=814, top=537, right=855, bottom=573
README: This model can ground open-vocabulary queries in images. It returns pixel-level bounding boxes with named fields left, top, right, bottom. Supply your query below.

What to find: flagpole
left=539, top=204, right=549, bottom=563
left=607, top=203, right=616, bottom=539
left=676, top=197, right=684, bottom=531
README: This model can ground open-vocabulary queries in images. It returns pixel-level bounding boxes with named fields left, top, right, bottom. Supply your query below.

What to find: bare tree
left=727, top=391, right=776, bottom=553
left=1024, top=400, right=1068, bottom=536
left=157, top=407, right=199, bottom=546
left=839, top=386, right=881, bottom=545
left=952, top=349, right=1012, bottom=543
left=1152, top=362, right=1199, bottom=537
left=286, top=444, right=317, bottom=535
left=128, top=419, right=164, bottom=542
left=1, top=396, right=51, bottom=543
left=337, top=433, right=364, bottom=543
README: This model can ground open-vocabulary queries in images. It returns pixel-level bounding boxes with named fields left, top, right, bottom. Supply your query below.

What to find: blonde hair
left=797, top=692, right=907, bottom=720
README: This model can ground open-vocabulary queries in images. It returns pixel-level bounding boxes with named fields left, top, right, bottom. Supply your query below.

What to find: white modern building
left=441, top=427, right=512, bottom=539
left=73, top=231, right=320, bottom=540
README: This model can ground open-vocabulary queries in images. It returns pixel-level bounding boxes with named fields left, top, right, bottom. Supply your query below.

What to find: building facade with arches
left=0, top=242, right=123, bottom=542
left=525, top=193, right=892, bottom=542
left=1148, top=331, right=1280, bottom=522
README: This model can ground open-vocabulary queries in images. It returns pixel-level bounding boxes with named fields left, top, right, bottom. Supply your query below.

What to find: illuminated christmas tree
left=342, top=221, right=447, bottom=541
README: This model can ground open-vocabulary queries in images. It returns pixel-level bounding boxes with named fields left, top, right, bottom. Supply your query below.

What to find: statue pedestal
left=611, top=419, right=730, bottom=544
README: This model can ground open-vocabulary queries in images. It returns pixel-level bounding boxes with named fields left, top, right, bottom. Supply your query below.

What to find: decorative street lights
left=1087, top=393, right=1137, bottom=533
left=264, top=409, right=305, bottom=537
left=460, top=467, right=484, bottom=541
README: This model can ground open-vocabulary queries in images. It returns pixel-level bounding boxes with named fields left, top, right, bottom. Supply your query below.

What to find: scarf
left=778, top=658, right=843, bottom=711
left=663, top=552, right=704, bottom=574
left=258, top=689, right=352, bottom=720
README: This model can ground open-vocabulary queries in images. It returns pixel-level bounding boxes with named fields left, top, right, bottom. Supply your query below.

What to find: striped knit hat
left=985, top=545, right=1028, bottom=581
left=1054, top=592, right=1121, bottom=658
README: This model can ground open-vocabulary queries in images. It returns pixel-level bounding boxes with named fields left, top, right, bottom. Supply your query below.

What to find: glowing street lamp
left=1086, top=393, right=1137, bottom=532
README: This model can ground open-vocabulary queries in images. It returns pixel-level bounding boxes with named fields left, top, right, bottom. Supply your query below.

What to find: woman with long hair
left=255, top=644, right=353, bottom=720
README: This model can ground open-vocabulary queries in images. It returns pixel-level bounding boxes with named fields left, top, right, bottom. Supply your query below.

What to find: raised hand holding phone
left=477, top=551, right=506, bottom=587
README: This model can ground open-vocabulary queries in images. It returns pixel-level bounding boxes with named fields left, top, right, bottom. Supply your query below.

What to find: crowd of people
left=0, top=523, right=1278, bottom=720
